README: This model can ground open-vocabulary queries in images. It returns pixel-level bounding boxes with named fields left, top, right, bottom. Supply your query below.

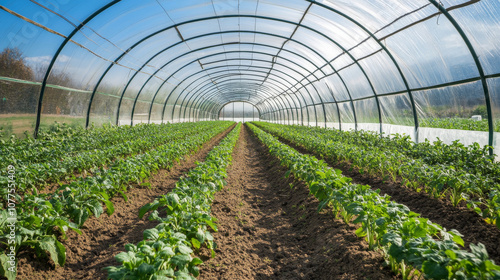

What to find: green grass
left=0, top=114, right=86, bottom=138
left=419, top=117, right=500, bottom=132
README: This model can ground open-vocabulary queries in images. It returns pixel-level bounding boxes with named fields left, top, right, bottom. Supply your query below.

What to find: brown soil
left=13, top=125, right=235, bottom=280
left=198, top=124, right=396, bottom=280
left=270, top=133, right=500, bottom=265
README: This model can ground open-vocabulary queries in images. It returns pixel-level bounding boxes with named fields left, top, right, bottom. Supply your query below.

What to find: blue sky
left=0, top=0, right=498, bottom=94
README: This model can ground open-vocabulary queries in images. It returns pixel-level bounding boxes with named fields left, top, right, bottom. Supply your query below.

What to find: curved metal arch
left=216, top=97, right=272, bottom=122
left=185, top=95, right=263, bottom=123
left=97, top=32, right=328, bottom=126
left=198, top=84, right=306, bottom=125
left=166, top=76, right=286, bottom=124
left=215, top=95, right=277, bottom=116
left=201, top=87, right=296, bottom=125
left=93, top=30, right=331, bottom=127
left=171, top=63, right=314, bottom=125
left=136, top=29, right=342, bottom=127
left=176, top=49, right=316, bottom=123
left=178, top=55, right=314, bottom=122
left=205, top=95, right=273, bottom=123
left=38, top=8, right=409, bottom=138
left=185, top=76, right=293, bottom=108
left=205, top=95, right=272, bottom=123
left=203, top=90, right=295, bottom=125
left=197, top=81, right=290, bottom=117
left=91, top=33, right=326, bottom=127
left=192, top=83, right=287, bottom=115
left=153, top=59, right=317, bottom=127
left=170, top=59, right=318, bottom=126
left=217, top=101, right=262, bottom=119
left=34, top=0, right=121, bottom=137
left=427, top=0, right=493, bottom=154
left=194, top=87, right=296, bottom=124
left=307, top=0, right=417, bottom=137
left=190, top=79, right=292, bottom=124
left=215, top=100, right=263, bottom=122
left=174, top=56, right=321, bottom=122
left=234, top=18, right=381, bottom=132
left=123, top=38, right=324, bottom=126
left=164, top=65, right=303, bottom=116
left=197, top=82, right=285, bottom=112
left=175, top=75, right=295, bottom=124
left=91, top=13, right=374, bottom=129
left=41, top=11, right=407, bottom=135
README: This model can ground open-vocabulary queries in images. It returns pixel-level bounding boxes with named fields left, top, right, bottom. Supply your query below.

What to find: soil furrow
left=14, top=124, right=235, bottom=280
left=199, top=124, right=396, bottom=280
left=268, top=131, right=500, bottom=265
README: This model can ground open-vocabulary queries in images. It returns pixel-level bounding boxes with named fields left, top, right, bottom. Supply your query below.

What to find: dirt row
left=197, top=125, right=396, bottom=279
left=268, top=129, right=500, bottom=265
left=14, top=125, right=235, bottom=280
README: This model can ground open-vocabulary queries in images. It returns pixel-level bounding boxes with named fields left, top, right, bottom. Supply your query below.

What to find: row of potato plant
left=254, top=122, right=500, bottom=228
left=0, top=122, right=221, bottom=198
left=0, top=122, right=165, bottom=169
left=248, top=122, right=500, bottom=280
left=0, top=121, right=234, bottom=280
left=105, top=123, right=241, bottom=280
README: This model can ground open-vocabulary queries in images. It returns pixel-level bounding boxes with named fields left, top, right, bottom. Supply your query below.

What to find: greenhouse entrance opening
left=219, top=101, right=259, bottom=123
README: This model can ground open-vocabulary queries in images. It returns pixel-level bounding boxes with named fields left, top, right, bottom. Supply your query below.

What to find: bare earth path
left=14, top=125, right=234, bottom=280
left=199, top=124, right=396, bottom=280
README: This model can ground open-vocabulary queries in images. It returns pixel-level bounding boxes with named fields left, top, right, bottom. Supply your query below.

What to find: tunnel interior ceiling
left=1, top=0, right=500, bottom=153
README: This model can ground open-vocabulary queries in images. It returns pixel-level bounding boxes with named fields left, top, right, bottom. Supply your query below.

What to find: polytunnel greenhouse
left=1, top=0, right=500, bottom=279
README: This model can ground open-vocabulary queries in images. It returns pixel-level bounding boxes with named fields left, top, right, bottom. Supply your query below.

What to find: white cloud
left=25, top=54, right=71, bottom=66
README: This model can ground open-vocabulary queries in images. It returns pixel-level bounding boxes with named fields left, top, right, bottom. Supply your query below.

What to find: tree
left=0, top=48, right=37, bottom=114
left=0, top=47, right=34, bottom=80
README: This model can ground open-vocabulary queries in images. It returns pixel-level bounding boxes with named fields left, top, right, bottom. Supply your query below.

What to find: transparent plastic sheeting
left=0, top=0, right=499, bottom=156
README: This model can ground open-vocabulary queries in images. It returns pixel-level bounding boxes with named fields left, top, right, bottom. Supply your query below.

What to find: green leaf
left=174, top=271, right=195, bottom=280
left=191, top=238, right=201, bottom=249
left=72, top=208, right=90, bottom=227
left=139, top=201, right=159, bottom=219
left=422, top=260, right=449, bottom=279
left=170, top=254, right=191, bottom=268
left=0, top=253, right=17, bottom=280
left=445, top=250, right=456, bottom=260
left=205, top=220, right=218, bottom=232
left=355, top=226, right=366, bottom=237
left=159, top=247, right=175, bottom=258
left=191, top=257, right=203, bottom=266
left=144, top=228, right=159, bottom=240
left=38, top=235, right=66, bottom=267
left=140, top=245, right=154, bottom=256
left=177, top=245, right=193, bottom=255
left=137, top=263, right=155, bottom=275
left=152, top=276, right=173, bottom=280
left=104, top=200, right=115, bottom=216
left=189, top=264, right=200, bottom=277
left=115, top=252, right=133, bottom=264
left=118, top=190, right=128, bottom=202
left=88, top=199, right=104, bottom=218
left=317, top=199, right=330, bottom=212
left=103, top=266, right=128, bottom=280
left=205, top=231, right=214, bottom=241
